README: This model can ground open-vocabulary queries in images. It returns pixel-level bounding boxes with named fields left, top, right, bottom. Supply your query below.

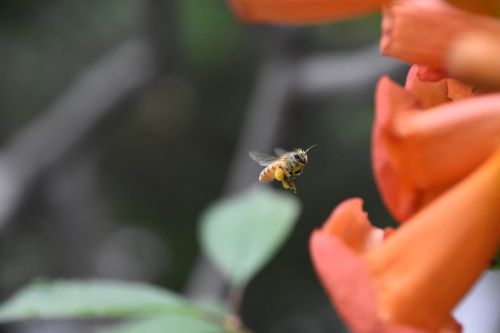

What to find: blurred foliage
left=178, top=0, right=247, bottom=69
left=0, top=0, right=138, bottom=134
left=313, top=14, right=382, bottom=49
left=0, top=186, right=303, bottom=332
left=100, top=316, right=228, bottom=333
left=200, top=187, right=301, bottom=287
left=0, top=280, right=200, bottom=321
left=0, top=0, right=395, bottom=332
left=0, top=280, right=236, bottom=332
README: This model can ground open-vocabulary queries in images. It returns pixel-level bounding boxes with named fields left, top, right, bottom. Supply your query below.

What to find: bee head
left=293, top=149, right=308, bottom=165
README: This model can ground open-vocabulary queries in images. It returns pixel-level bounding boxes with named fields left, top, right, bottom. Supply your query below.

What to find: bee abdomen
left=259, top=165, right=277, bottom=183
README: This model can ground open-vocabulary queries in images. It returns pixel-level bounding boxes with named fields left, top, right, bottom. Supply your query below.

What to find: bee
left=249, top=145, right=316, bottom=193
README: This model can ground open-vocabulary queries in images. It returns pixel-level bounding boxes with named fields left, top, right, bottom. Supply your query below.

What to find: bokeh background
left=0, top=1, right=407, bottom=332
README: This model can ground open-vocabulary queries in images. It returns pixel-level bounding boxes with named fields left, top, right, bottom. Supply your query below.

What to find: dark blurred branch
left=184, top=57, right=295, bottom=303
left=0, top=38, right=156, bottom=231
left=44, top=150, right=116, bottom=276
left=144, top=0, right=181, bottom=70
left=225, top=59, right=295, bottom=195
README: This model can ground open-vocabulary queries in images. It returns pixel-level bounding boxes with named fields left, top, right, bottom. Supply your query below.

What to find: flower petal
left=310, top=200, right=429, bottom=333
left=372, top=75, right=422, bottom=221
left=312, top=150, right=500, bottom=331
left=322, top=198, right=384, bottom=253
left=372, top=74, right=500, bottom=221
left=405, top=65, right=476, bottom=104
left=228, top=0, right=391, bottom=23
left=310, top=198, right=464, bottom=332
left=381, top=0, right=500, bottom=69
left=310, top=230, right=382, bottom=333
left=404, top=65, right=450, bottom=109
left=448, top=31, right=500, bottom=89
left=445, top=0, right=500, bottom=16
left=365, top=148, right=500, bottom=332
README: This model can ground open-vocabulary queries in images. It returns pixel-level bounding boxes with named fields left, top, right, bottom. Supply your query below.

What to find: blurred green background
left=0, top=0, right=404, bottom=332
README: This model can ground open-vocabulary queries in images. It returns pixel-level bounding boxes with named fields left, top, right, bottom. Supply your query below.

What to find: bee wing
left=249, top=151, right=278, bottom=166
left=274, top=147, right=289, bottom=156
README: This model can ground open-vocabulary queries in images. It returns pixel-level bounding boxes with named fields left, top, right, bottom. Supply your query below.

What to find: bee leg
left=275, top=168, right=296, bottom=193
left=281, top=174, right=297, bottom=194
left=284, top=167, right=297, bottom=193
left=288, top=178, right=297, bottom=193
left=282, top=179, right=297, bottom=193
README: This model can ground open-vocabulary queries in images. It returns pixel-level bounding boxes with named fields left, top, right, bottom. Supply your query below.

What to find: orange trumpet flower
left=372, top=65, right=500, bottom=221
left=448, top=31, right=500, bottom=89
left=381, top=0, right=500, bottom=70
left=227, top=0, right=392, bottom=23
left=310, top=149, right=500, bottom=332
left=445, top=0, right=500, bottom=16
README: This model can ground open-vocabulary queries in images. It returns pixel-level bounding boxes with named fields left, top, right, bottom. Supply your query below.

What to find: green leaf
left=194, top=300, right=230, bottom=319
left=99, top=315, right=227, bottom=333
left=199, top=187, right=301, bottom=287
left=0, top=280, right=200, bottom=322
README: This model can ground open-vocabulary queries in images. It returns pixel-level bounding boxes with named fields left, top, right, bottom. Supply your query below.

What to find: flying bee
left=249, top=145, right=316, bottom=193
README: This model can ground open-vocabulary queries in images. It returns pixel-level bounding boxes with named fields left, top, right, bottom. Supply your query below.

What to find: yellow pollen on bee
left=274, top=168, right=286, bottom=181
